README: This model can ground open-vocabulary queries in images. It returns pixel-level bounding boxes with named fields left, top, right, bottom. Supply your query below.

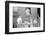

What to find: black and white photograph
left=5, top=1, right=45, bottom=34
left=13, top=7, right=40, bottom=28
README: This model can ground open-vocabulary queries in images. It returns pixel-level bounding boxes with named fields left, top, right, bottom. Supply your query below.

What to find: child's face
left=26, top=9, right=31, bottom=15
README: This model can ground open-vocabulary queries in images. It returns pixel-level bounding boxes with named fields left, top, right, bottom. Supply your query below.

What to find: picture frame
left=5, top=1, right=45, bottom=34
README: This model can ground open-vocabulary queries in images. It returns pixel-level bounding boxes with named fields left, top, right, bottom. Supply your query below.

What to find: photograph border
left=5, top=1, right=45, bottom=34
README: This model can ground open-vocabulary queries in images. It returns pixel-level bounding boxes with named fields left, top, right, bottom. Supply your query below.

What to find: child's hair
left=25, top=7, right=31, bottom=10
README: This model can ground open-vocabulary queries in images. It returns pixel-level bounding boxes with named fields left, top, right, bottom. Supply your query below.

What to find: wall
left=13, top=7, right=37, bottom=16
left=31, top=8, right=37, bottom=17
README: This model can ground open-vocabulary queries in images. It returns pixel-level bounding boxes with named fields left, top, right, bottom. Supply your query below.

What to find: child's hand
left=33, top=19, right=37, bottom=24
